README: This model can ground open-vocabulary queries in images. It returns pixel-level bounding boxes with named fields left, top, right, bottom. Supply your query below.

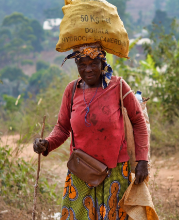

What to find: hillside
left=126, top=0, right=167, bottom=24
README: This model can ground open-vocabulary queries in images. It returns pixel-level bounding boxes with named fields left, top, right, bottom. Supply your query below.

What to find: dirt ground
left=0, top=135, right=179, bottom=219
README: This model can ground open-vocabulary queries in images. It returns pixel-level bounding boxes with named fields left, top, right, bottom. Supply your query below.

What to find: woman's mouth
left=86, top=74, right=95, bottom=79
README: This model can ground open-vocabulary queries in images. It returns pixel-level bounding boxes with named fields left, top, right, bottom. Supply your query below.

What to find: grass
left=0, top=141, right=66, bottom=220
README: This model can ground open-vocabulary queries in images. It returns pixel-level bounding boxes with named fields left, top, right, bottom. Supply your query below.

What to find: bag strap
left=71, top=80, right=78, bottom=112
left=123, top=90, right=133, bottom=100
left=120, top=78, right=133, bottom=138
left=71, top=80, right=78, bottom=150
left=120, top=78, right=124, bottom=110
left=120, top=78, right=133, bottom=110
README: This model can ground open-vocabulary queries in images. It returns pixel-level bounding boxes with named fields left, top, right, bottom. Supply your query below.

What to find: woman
left=33, top=44, right=148, bottom=220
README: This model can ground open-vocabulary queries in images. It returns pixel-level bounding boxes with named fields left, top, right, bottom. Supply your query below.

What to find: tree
left=2, top=12, right=44, bottom=48
left=0, top=66, right=28, bottom=97
left=147, top=10, right=174, bottom=37
left=0, top=28, right=12, bottom=67
left=154, top=0, right=163, bottom=10
left=0, top=0, right=64, bottom=23
left=145, top=20, right=178, bottom=67
left=136, top=11, right=143, bottom=27
left=165, top=0, right=179, bottom=19
left=29, top=19, right=45, bottom=52
left=108, top=0, right=133, bottom=36
left=2, top=12, right=29, bottom=27
left=0, top=12, right=44, bottom=67
left=143, top=20, right=179, bottom=118
left=3, top=95, right=22, bottom=112
left=44, top=7, right=63, bottom=19
left=163, top=47, right=179, bottom=118
left=28, top=65, right=63, bottom=95
left=36, top=60, right=50, bottom=71
left=108, top=0, right=129, bottom=21
left=0, top=66, right=27, bottom=82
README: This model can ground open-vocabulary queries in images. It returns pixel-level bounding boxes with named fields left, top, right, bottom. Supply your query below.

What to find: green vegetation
left=0, top=144, right=63, bottom=218
left=144, top=21, right=179, bottom=118
left=3, top=95, right=22, bottom=112
left=165, top=0, right=179, bottom=19
left=0, top=0, right=64, bottom=23
left=0, top=1, right=179, bottom=219
left=0, top=66, right=28, bottom=82
left=54, top=55, right=65, bottom=65
left=108, top=0, right=129, bottom=21
left=44, top=7, right=64, bottom=20
left=0, top=12, right=45, bottom=68
left=0, top=74, right=73, bottom=218
left=28, top=65, right=63, bottom=95
left=21, top=59, right=34, bottom=66
left=154, top=0, right=163, bottom=10
left=36, top=60, right=50, bottom=71
left=0, top=67, right=28, bottom=99
left=147, top=10, right=175, bottom=36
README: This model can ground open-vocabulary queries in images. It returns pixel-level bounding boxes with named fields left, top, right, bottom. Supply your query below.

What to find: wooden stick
left=32, top=115, right=46, bottom=220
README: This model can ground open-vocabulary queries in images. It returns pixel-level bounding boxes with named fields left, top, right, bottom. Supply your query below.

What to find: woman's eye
left=79, top=64, right=86, bottom=68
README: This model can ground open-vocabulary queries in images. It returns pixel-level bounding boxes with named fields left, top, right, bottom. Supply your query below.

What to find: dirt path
left=151, top=156, right=179, bottom=196
left=2, top=135, right=178, bottom=190
left=1, top=134, right=179, bottom=189
left=1, top=135, right=179, bottom=219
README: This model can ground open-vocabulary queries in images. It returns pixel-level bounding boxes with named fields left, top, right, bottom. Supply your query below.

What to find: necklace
left=83, top=82, right=99, bottom=127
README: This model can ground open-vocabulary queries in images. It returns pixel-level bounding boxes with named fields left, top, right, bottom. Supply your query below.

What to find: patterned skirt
left=61, top=162, right=131, bottom=220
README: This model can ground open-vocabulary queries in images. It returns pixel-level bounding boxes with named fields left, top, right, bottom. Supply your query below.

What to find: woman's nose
left=85, top=65, right=92, bottom=72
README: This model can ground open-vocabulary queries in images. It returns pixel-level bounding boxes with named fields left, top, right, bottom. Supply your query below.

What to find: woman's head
left=62, top=43, right=113, bottom=89
left=76, top=56, right=103, bottom=87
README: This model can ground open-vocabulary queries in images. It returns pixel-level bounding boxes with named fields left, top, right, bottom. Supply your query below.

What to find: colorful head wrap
left=62, top=44, right=113, bottom=89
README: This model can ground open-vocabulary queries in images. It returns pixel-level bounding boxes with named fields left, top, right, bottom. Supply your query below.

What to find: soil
left=0, top=199, right=32, bottom=220
left=0, top=135, right=179, bottom=219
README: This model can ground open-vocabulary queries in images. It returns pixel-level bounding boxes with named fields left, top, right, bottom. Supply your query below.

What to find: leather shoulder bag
left=67, top=80, right=109, bottom=187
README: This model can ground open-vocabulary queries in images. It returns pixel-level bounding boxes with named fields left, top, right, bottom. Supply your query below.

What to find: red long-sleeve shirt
left=44, top=76, right=148, bottom=168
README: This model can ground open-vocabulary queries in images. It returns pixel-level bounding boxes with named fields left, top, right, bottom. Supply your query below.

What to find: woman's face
left=76, top=56, right=102, bottom=88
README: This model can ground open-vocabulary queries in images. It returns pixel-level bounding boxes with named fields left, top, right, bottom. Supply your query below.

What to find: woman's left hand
left=135, top=160, right=148, bottom=184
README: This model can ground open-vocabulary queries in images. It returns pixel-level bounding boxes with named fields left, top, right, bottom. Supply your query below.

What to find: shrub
left=21, top=59, right=34, bottom=66
left=36, top=60, right=50, bottom=71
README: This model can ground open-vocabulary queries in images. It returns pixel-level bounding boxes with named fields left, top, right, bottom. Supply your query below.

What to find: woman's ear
left=75, top=59, right=79, bottom=66
left=75, top=60, right=79, bottom=68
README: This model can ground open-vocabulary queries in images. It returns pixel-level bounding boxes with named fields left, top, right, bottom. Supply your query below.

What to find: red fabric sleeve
left=42, top=81, right=74, bottom=156
left=121, top=79, right=149, bottom=161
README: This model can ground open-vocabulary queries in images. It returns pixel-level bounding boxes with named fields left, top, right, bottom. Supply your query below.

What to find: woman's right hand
left=33, top=138, right=49, bottom=154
